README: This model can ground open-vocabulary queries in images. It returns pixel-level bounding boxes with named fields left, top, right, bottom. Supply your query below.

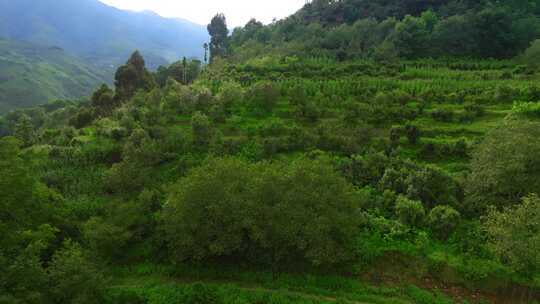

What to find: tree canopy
left=160, top=157, right=362, bottom=267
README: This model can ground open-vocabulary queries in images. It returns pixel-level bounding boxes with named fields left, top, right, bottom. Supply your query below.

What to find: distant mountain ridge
left=0, top=0, right=209, bottom=69
left=0, top=38, right=108, bottom=113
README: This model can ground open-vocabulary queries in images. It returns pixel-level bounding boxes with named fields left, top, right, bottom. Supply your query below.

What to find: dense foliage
left=161, top=157, right=360, bottom=267
left=227, top=0, right=540, bottom=61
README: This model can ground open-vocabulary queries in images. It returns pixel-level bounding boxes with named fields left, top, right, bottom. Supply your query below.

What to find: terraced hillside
left=3, top=54, right=539, bottom=303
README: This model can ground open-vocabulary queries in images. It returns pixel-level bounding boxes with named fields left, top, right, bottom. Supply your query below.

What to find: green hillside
left=0, top=38, right=110, bottom=112
left=2, top=1, right=540, bottom=304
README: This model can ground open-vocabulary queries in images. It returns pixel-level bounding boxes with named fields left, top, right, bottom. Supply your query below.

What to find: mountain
left=0, top=0, right=209, bottom=69
left=0, top=38, right=108, bottom=113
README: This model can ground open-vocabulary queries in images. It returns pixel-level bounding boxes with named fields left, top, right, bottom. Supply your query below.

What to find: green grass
left=107, top=263, right=456, bottom=304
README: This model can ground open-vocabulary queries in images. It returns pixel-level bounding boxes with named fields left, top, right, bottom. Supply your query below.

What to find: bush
left=420, top=140, right=468, bottom=159
left=463, top=102, right=485, bottom=118
left=406, top=166, right=461, bottom=209
left=427, top=206, right=460, bottom=240
left=191, top=111, right=214, bottom=149
left=511, top=101, right=540, bottom=118
left=218, top=81, right=244, bottom=112
left=160, top=157, right=361, bottom=267
left=247, top=82, right=280, bottom=113
left=389, top=126, right=402, bottom=147
left=395, top=195, right=425, bottom=227
left=82, top=217, right=132, bottom=260
left=484, top=194, right=540, bottom=278
left=431, top=109, right=454, bottom=122
left=404, top=124, right=420, bottom=144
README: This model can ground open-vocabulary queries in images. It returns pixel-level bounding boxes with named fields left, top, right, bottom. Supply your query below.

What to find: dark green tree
left=207, top=14, right=229, bottom=63
left=160, top=158, right=361, bottom=268
left=47, top=241, right=106, bottom=304
left=91, top=84, right=116, bottom=117
left=522, top=39, right=540, bottom=71
left=203, top=42, right=209, bottom=64
left=114, top=51, right=156, bottom=101
left=473, top=6, right=517, bottom=58
left=13, top=114, right=34, bottom=146
left=427, top=205, right=461, bottom=240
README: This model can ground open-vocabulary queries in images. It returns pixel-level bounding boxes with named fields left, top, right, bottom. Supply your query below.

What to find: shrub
left=389, top=126, right=402, bottom=147
left=404, top=124, right=420, bottom=144
left=218, top=81, right=244, bottom=112
left=511, top=101, right=540, bottom=118
left=405, top=166, right=461, bottom=209
left=427, top=206, right=460, bottom=240
left=451, top=139, right=468, bottom=157
left=191, top=111, right=214, bottom=149
left=420, top=140, right=468, bottom=159
left=494, top=85, right=518, bottom=103
left=395, top=195, right=425, bottom=227
left=431, top=109, right=454, bottom=122
left=484, top=194, right=540, bottom=278
left=463, top=102, right=485, bottom=117
left=82, top=217, right=132, bottom=260
left=247, top=82, right=280, bottom=113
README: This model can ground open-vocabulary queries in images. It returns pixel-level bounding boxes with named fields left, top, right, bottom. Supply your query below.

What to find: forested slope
left=229, top=0, right=540, bottom=60
left=0, top=38, right=109, bottom=113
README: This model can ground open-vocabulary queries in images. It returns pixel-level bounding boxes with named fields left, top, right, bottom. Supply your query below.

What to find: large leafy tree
left=391, top=14, right=430, bottom=58
left=160, top=157, right=361, bottom=268
left=466, top=118, right=540, bottom=213
left=207, top=14, right=229, bottom=63
left=522, top=39, right=540, bottom=71
left=432, top=14, right=478, bottom=56
left=472, top=6, right=518, bottom=58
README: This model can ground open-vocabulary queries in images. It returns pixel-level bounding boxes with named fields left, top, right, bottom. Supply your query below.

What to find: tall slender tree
left=182, top=56, right=187, bottom=84
left=203, top=43, right=209, bottom=64
left=207, top=14, right=229, bottom=63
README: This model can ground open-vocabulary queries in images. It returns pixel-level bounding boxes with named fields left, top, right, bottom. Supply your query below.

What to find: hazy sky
left=98, top=0, right=306, bottom=28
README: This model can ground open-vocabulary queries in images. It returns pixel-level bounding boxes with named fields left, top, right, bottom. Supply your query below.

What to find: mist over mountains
left=0, top=0, right=209, bottom=69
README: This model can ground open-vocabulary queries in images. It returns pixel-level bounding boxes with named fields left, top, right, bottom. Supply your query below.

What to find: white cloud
left=98, top=0, right=306, bottom=28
